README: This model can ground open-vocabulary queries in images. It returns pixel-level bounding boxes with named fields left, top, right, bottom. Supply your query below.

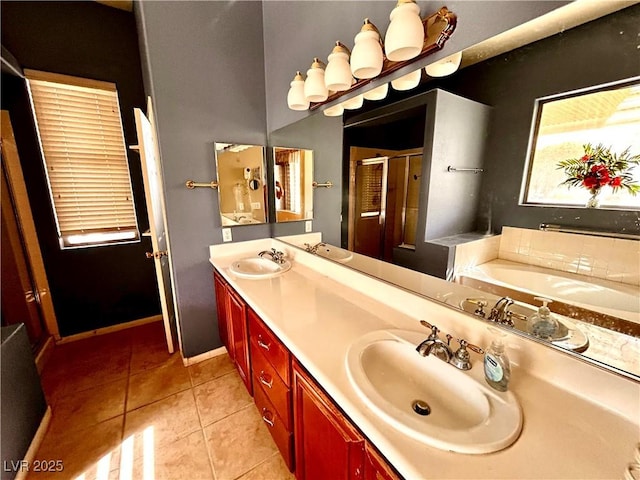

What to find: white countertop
left=209, top=238, right=639, bottom=479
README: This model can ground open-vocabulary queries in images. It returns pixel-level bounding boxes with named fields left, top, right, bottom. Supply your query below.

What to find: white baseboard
left=56, top=315, right=163, bottom=344
left=15, top=406, right=52, bottom=480
left=182, top=345, right=228, bottom=366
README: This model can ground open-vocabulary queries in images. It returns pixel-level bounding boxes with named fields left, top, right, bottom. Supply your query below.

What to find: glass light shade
left=304, top=58, right=328, bottom=103
left=350, top=20, right=383, bottom=79
left=342, top=93, right=364, bottom=110
left=363, top=83, right=389, bottom=101
left=425, top=51, right=463, bottom=77
left=391, top=69, right=421, bottom=91
left=287, top=72, right=309, bottom=111
left=325, top=43, right=352, bottom=92
left=323, top=103, right=344, bottom=117
left=384, top=1, right=425, bottom=62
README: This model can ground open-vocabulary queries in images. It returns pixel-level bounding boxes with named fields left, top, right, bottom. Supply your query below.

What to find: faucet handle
left=456, top=338, right=484, bottom=354
left=419, top=320, right=437, bottom=331
left=450, top=338, right=484, bottom=370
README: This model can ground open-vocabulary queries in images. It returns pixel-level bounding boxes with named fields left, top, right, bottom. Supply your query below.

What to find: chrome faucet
left=488, top=297, right=515, bottom=325
left=258, top=248, right=286, bottom=264
left=416, top=320, right=453, bottom=362
left=416, top=320, right=483, bottom=369
left=304, top=242, right=326, bottom=254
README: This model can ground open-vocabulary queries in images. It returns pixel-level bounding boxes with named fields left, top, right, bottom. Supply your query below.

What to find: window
left=25, top=70, right=139, bottom=248
left=521, top=77, right=640, bottom=209
left=275, top=148, right=301, bottom=213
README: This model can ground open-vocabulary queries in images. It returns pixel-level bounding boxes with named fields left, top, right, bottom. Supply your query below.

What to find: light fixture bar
left=309, top=6, right=456, bottom=111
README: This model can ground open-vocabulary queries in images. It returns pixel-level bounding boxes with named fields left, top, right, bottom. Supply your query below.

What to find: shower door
left=353, top=157, right=388, bottom=259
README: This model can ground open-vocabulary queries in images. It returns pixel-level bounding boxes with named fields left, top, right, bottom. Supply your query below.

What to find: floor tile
left=236, top=452, right=295, bottom=480
left=126, top=429, right=214, bottom=480
left=27, top=416, right=123, bottom=480
left=47, top=377, right=127, bottom=437
left=41, top=349, right=131, bottom=406
left=130, top=338, right=173, bottom=375
left=193, top=371, right=253, bottom=426
left=188, top=354, right=235, bottom=386
left=124, top=390, right=201, bottom=458
left=126, top=354, right=191, bottom=411
left=204, top=404, right=278, bottom=480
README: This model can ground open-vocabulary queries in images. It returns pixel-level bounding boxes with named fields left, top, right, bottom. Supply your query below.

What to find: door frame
left=1, top=110, right=60, bottom=341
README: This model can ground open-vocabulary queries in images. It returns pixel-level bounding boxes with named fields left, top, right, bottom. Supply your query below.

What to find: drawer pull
left=259, top=372, right=273, bottom=389
left=257, top=335, right=271, bottom=351
left=261, top=408, right=274, bottom=427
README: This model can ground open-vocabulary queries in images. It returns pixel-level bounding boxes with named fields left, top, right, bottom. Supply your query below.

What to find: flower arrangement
left=557, top=144, right=640, bottom=204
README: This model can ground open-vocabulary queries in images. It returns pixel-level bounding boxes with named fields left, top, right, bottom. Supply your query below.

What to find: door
left=134, top=98, right=178, bottom=354
left=1, top=110, right=58, bottom=350
left=353, top=158, right=387, bottom=259
left=227, top=287, right=252, bottom=394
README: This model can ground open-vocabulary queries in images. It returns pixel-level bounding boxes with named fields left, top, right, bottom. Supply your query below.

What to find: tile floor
left=31, top=321, right=294, bottom=480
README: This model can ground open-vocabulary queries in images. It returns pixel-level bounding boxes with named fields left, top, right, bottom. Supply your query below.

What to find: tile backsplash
left=498, top=226, right=640, bottom=286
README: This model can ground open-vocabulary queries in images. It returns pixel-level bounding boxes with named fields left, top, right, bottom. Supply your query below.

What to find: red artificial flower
left=581, top=155, right=590, bottom=162
left=611, top=177, right=622, bottom=187
left=582, top=175, right=599, bottom=189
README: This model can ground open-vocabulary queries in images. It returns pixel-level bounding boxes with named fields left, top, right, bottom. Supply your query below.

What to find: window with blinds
left=25, top=70, right=139, bottom=248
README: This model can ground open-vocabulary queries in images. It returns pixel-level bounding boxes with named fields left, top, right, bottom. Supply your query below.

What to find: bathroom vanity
left=210, top=238, right=638, bottom=480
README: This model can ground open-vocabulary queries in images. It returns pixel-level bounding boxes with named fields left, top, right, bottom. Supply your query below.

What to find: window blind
left=25, top=70, right=139, bottom=248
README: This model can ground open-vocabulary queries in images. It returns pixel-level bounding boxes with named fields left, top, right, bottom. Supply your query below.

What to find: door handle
left=145, top=251, right=168, bottom=259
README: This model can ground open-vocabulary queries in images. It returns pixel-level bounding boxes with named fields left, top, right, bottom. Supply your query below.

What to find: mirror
left=274, top=4, right=640, bottom=380
left=273, top=147, right=314, bottom=222
left=214, top=143, right=268, bottom=226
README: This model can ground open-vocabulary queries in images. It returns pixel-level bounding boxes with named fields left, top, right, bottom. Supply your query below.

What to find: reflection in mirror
left=521, top=77, right=640, bottom=209
left=274, top=5, right=640, bottom=380
left=273, top=147, right=314, bottom=222
left=215, top=143, right=267, bottom=226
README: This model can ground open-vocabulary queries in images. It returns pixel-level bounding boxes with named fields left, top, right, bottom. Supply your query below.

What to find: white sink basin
left=229, top=257, right=291, bottom=279
left=315, top=244, right=353, bottom=263
left=345, top=329, right=523, bottom=454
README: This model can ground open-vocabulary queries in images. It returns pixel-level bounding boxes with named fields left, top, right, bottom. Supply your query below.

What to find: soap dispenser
left=484, top=329, right=511, bottom=392
left=527, top=297, right=559, bottom=340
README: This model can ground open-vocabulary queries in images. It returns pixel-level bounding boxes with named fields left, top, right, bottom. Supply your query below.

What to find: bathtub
left=458, top=259, right=640, bottom=326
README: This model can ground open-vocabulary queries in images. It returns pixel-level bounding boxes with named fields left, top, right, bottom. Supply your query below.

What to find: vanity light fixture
left=391, top=68, right=422, bottom=91
left=325, top=42, right=353, bottom=92
left=350, top=19, right=384, bottom=79
left=425, top=51, right=463, bottom=77
left=384, top=0, right=425, bottom=62
left=304, top=58, right=329, bottom=103
left=323, top=103, right=345, bottom=117
left=287, top=71, right=309, bottom=111
left=363, top=83, right=389, bottom=101
left=342, top=93, right=365, bottom=110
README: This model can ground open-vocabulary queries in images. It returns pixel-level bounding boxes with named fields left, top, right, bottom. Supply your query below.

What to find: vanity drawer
left=248, top=309, right=291, bottom=385
left=252, top=344, right=292, bottom=430
left=253, top=378, right=294, bottom=471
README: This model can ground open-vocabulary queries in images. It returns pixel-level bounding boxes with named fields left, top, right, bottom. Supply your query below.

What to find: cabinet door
left=213, top=271, right=231, bottom=353
left=293, top=361, right=364, bottom=480
left=364, top=444, right=401, bottom=480
left=227, top=287, right=252, bottom=395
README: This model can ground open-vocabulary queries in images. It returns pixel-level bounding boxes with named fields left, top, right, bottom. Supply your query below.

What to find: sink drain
left=412, top=400, right=431, bottom=416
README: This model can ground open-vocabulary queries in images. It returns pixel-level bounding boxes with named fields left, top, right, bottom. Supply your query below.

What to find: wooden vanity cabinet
left=213, top=272, right=230, bottom=351
left=364, top=444, right=401, bottom=480
left=293, top=360, right=366, bottom=480
left=248, top=308, right=295, bottom=471
left=213, top=271, right=252, bottom=395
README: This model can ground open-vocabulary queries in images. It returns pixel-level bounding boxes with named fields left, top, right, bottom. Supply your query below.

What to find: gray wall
left=262, top=0, right=569, bottom=132
left=135, top=1, right=268, bottom=357
left=1, top=324, right=47, bottom=480
left=269, top=114, right=343, bottom=245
